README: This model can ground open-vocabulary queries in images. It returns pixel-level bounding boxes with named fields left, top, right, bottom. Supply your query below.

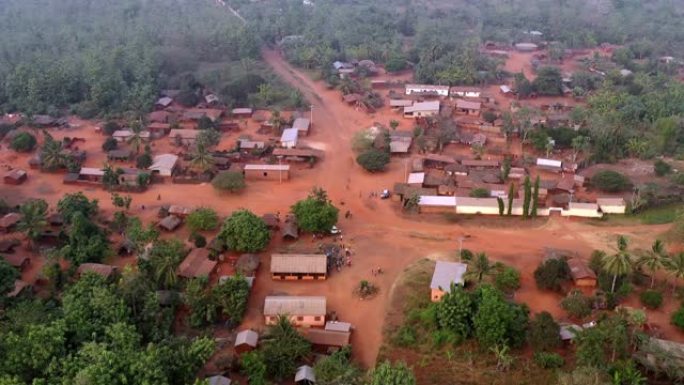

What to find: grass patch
left=590, top=203, right=683, bottom=226
left=380, top=258, right=556, bottom=385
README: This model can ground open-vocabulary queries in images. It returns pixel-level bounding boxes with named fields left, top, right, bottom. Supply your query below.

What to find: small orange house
left=264, top=296, right=326, bottom=327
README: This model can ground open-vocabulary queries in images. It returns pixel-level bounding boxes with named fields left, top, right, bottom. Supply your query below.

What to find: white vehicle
left=380, top=189, right=391, bottom=199
left=330, top=225, right=342, bottom=235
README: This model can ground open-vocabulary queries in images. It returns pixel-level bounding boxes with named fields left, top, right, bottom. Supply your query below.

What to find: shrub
left=102, top=121, right=120, bottom=135
left=356, top=149, right=390, bottom=172
left=212, top=171, right=246, bottom=193
left=672, top=306, right=684, bottom=330
left=136, top=152, right=153, bottom=169
left=534, top=258, right=571, bottom=291
left=533, top=352, right=565, bottom=369
left=10, top=132, right=37, bottom=152
left=640, top=290, right=663, bottom=309
left=561, top=290, right=593, bottom=319
left=469, top=188, right=490, bottom=198
left=528, top=311, right=560, bottom=352
left=186, top=208, right=219, bottom=232
left=393, top=325, right=417, bottom=347
left=654, top=159, right=672, bottom=176
left=291, top=188, right=339, bottom=233
left=102, top=137, right=118, bottom=152
left=494, top=267, right=521, bottom=294
left=671, top=173, right=684, bottom=185
left=193, top=234, right=207, bottom=248
left=590, top=170, right=631, bottom=192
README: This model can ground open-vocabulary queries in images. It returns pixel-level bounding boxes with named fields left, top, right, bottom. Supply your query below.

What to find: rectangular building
left=430, top=261, right=467, bottom=302
left=244, top=164, right=290, bottom=181
left=270, top=254, right=327, bottom=280
left=264, top=296, right=326, bottom=327
left=405, top=84, right=450, bottom=97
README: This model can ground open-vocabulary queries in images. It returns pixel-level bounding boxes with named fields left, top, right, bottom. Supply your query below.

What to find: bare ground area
left=1, top=48, right=683, bottom=370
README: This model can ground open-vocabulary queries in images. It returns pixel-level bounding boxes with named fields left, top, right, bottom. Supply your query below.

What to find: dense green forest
left=0, top=0, right=302, bottom=117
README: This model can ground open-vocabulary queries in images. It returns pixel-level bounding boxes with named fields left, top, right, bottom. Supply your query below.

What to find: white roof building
left=404, top=101, right=440, bottom=115
left=418, top=196, right=457, bottom=207
left=430, top=261, right=467, bottom=292
left=405, top=84, right=450, bottom=96
left=148, top=154, right=178, bottom=177
left=407, top=172, right=425, bottom=185
left=536, top=158, right=563, bottom=170
left=280, top=128, right=299, bottom=149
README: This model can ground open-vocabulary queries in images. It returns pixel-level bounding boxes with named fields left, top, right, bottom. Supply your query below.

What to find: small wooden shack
left=4, top=169, right=27, bottom=185
left=177, top=248, right=218, bottom=279
left=234, top=330, right=259, bottom=354
left=244, top=164, right=290, bottom=181
left=567, top=257, right=597, bottom=288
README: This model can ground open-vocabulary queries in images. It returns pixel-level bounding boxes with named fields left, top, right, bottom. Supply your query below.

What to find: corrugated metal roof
left=270, top=254, right=327, bottom=274
left=407, top=172, right=425, bottom=184
left=404, top=101, right=440, bottom=113
left=536, top=158, right=562, bottom=168
left=280, top=128, right=299, bottom=142
left=325, top=321, right=352, bottom=332
left=455, top=99, right=482, bottom=110
left=301, top=328, right=350, bottom=347
left=455, top=197, right=500, bottom=208
left=418, top=196, right=456, bottom=207
left=235, top=330, right=259, bottom=348
left=430, top=261, right=467, bottom=290
left=295, top=365, right=316, bottom=383
left=244, top=164, right=290, bottom=171
left=263, top=296, right=326, bottom=316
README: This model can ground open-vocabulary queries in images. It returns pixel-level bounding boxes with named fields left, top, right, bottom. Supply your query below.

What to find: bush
left=654, top=159, right=672, bottom=176
left=212, top=171, right=246, bottom=193
left=10, top=132, right=37, bottom=152
left=102, top=121, right=120, bottom=135
left=590, top=170, right=631, bottom=192
left=534, top=258, right=571, bottom=292
left=193, top=234, right=207, bottom=248
left=533, top=352, right=564, bottom=369
left=528, top=312, right=560, bottom=352
left=673, top=306, right=684, bottom=330
left=469, top=188, right=490, bottom=198
left=136, top=152, right=153, bottom=169
left=494, top=267, right=521, bottom=294
left=102, top=137, right=118, bottom=152
left=561, top=290, right=593, bottom=319
left=640, top=290, right=663, bottom=309
left=393, top=324, right=417, bottom=347
left=186, top=208, right=219, bottom=232
left=356, top=149, right=390, bottom=172
left=671, top=173, right=684, bottom=185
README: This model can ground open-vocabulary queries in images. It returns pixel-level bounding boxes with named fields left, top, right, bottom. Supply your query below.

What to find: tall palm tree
left=17, top=199, right=48, bottom=250
left=664, top=252, right=684, bottom=294
left=40, top=134, right=66, bottom=171
left=189, top=142, right=215, bottom=173
left=127, top=126, right=144, bottom=154
left=638, top=239, right=667, bottom=288
left=153, top=252, right=179, bottom=289
left=602, top=235, right=633, bottom=292
left=466, top=252, right=494, bottom=283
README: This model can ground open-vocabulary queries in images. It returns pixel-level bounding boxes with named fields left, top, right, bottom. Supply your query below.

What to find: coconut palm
left=189, top=141, right=215, bottom=173
left=17, top=199, right=48, bottom=250
left=40, top=133, right=66, bottom=170
left=602, top=235, right=633, bottom=292
left=466, top=252, right=494, bottom=283
left=127, top=126, right=144, bottom=154
left=664, top=252, right=684, bottom=294
left=152, top=252, right=180, bottom=289
left=638, top=239, right=667, bottom=288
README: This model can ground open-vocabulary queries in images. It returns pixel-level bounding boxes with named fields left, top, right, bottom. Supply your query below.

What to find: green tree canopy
left=291, top=188, right=339, bottom=234
left=218, top=210, right=270, bottom=252
left=356, top=149, right=390, bottom=172
left=261, top=316, right=311, bottom=380
left=211, top=171, right=246, bottom=193
left=368, top=361, right=416, bottom=385
left=9, top=132, right=37, bottom=152
left=186, top=208, right=219, bottom=233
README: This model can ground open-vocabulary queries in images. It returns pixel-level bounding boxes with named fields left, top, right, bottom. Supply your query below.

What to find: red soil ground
left=1, top=48, right=681, bottom=369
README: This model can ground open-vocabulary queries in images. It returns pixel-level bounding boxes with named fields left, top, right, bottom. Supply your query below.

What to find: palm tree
left=189, top=142, right=215, bottom=173
left=127, top=126, right=144, bottom=154
left=17, top=199, right=48, bottom=250
left=466, top=252, right=494, bottom=283
left=664, top=252, right=684, bottom=294
left=153, top=252, right=179, bottom=289
left=638, top=239, right=667, bottom=288
left=40, top=133, right=65, bottom=170
left=602, top=235, right=633, bottom=292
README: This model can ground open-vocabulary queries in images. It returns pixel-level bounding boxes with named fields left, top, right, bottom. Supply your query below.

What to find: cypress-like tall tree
left=522, top=176, right=531, bottom=218
left=531, top=176, right=540, bottom=217
left=497, top=197, right=504, bottom=216
left=507, top=183, right=515, bottom=216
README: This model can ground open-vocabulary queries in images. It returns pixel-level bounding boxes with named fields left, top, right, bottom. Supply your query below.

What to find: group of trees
left=0, top=272, right=215, bottom=384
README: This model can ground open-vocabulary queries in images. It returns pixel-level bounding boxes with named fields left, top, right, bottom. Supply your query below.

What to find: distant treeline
left=0, top=0, right=303, bottom=117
